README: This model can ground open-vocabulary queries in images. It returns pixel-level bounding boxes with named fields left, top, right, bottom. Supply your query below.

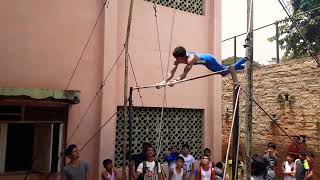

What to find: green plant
left=288, top=95, right=296, bottom=108
left=277, top=93, right=296, bottom=108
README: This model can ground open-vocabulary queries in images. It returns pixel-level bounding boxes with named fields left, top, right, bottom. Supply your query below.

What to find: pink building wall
left=0, top=0, right=105, bottom=179
left=101, top=0, right=222, bottom=176
left=0, top=0, right=222, bottom=179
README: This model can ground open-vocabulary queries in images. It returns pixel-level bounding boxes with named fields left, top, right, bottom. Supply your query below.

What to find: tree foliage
left=274, top=0, right=320, bottom=59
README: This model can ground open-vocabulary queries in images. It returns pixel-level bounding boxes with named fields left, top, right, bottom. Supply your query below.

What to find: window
left=145, top=0, right=204, bottom=15
left=0, top=104, right=66, bottom=173
left=115, top=106, right=203, bottom=166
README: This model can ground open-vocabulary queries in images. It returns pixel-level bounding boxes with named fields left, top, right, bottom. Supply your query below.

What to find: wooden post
left=123, top=0, right=135, bottom=174
left=230, top=66, right=240, bottom=180
left=128, top=87, right=134, bottom=180
left=245, top=0, right=253, bottom=179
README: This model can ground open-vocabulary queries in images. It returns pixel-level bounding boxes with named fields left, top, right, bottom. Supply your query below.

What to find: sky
left=222, top=0, right=288, bottom=65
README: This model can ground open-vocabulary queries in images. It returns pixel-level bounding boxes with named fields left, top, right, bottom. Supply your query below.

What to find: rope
left=153, top=2, right=165, bottom=80
left=127, top=52, right=149, bottom=168
left=65, top=0, right=110, bottom=90
left=155, top=91, right=166, bottom=159
left=235, top=92, right=241, bottom=178
left=67, top=45, right=125, bottom=143
left=79, top=111, right=118, bottom=151
left=280, top=0, right=290, bottom=14
left=128, top=53, right=144, bottom=106
left=159, top=163, right=167, bottom=179
left=223, top=85, right=241, bottom=180
left=155, top=0, right=178, bottom=160
left=165, top=1, right=177, bottom=78
left=251, top=97, right=313, bottom=160
left=277, top=0, right=320, bottom=65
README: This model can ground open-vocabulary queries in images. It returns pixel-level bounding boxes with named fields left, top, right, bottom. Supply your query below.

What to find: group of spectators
left=250, top=142, right=314, bottom=180
left=60, top=141, right=315, bottom=180
left=129, top=143, right=223, bottom=180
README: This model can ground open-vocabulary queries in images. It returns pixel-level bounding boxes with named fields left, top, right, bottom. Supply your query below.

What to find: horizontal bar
left=133, top=69, right=227, bottom=90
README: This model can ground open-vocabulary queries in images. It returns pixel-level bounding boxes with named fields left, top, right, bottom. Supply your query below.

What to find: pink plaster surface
left=0, top=0, right=221, bottom=179
left=0, top=0, right=105, bottom=179
left=100, top=0, right=222, bottom=174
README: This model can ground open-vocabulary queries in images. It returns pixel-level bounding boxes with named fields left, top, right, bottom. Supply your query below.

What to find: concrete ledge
left=0, top=87, right=80, bottom=104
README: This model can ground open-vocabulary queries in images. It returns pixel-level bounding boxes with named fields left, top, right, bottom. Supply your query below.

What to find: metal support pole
left=230, top=66, right=240, bottom=180
left=275, top=21, right=280, bottom=63
left=245, top=0, right=253, bottom=179
left=128, top=87, right=133, bottom=180
left=234, top=36, right=237, bottom=64
left=123, top=0, right=135, bottom=172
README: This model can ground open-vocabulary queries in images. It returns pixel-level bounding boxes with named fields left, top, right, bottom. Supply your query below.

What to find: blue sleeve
left=194, top=169, right=198, bottom=176
left=166, top=154, right=176, bottom=161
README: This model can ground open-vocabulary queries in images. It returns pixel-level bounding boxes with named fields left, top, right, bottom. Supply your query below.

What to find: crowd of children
left=250, top=142, right=314, bottom=180
left=61, top=142, right=315, bottom=180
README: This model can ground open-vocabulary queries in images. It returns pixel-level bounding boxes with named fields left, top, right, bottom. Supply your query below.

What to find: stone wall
left=222, top=57, right=320, bottom=178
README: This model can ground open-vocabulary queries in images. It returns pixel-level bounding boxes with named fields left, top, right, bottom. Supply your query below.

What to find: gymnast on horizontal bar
left=156, top=46, right=247, bottom=88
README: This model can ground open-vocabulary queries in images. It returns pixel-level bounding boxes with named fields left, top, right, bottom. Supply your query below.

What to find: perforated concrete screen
left=145, top=0, right=204, bottom=15
left=115, top=106, right=204, bottom=166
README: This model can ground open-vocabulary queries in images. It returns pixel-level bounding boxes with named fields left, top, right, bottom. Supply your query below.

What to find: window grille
left=115, top=106, right=204, bottom=166
left=145, top=0, right=204, bottom=15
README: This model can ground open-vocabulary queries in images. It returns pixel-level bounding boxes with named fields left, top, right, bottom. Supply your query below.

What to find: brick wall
left=222, top=57, right=320, bottom=179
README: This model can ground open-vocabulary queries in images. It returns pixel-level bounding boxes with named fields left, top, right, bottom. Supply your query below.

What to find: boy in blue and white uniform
left=156, top=46, right=247, bottom=87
